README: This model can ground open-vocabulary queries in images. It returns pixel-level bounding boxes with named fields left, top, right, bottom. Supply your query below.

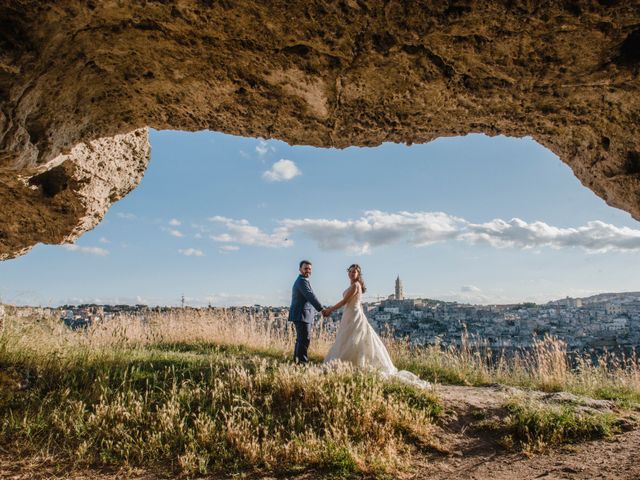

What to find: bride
left=322, top=264, right=430, bottom=389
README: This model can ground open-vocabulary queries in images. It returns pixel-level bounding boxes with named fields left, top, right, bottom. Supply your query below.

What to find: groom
left=288, top=260, right=329, bottom=364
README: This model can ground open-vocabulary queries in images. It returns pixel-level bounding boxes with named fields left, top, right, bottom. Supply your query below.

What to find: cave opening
left=1, top=129, right=639, bottom=309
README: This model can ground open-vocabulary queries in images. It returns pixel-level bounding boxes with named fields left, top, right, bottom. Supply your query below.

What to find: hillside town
left=357, top=277, right=640, bottom=352
left=2, top=279, right=640, bottom=354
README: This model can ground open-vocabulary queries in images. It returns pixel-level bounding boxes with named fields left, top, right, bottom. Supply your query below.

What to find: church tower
left=395, top=275, right=404, bottom=300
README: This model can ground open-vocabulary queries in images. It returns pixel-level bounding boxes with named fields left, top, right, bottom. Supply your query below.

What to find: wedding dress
left=323, top=283, right=431, bottom=389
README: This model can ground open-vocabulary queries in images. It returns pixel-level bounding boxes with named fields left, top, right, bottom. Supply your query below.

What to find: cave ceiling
left=1, top=1, right=639, bottom=259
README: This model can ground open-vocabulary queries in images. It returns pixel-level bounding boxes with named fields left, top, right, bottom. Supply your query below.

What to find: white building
left=605, top=303, right=624, bottom=315
left=608, top=317, right=628, bottom=331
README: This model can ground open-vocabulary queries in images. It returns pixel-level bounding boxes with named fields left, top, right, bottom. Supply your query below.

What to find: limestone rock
left=0, top=129, right=149, bottom=260
left=1, top=1, right=639, bottom=259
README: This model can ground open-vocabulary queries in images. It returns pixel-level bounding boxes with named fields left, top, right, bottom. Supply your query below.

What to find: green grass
left=0, top=341, right=441, bottom=476
left=151, top=340, right=291, bottom=362
left=589, top=386, right=640, bottom=410
left=382, top=381, right=444, bottom=417
left=394, top=355, right=475, bottom=386
left=502, top=397, right=619, bottom=453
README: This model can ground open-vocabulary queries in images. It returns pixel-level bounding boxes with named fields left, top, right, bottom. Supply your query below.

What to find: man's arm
left=298, top=277, right=323, bottom=312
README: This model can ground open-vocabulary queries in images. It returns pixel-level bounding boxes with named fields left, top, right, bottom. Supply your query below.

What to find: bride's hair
left=348, top=264, right=367, bottom=293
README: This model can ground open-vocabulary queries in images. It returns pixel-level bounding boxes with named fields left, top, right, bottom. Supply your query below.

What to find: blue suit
left=289, top=274, right=323, bottom=363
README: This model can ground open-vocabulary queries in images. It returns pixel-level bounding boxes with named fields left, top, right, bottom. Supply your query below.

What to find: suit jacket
left=288, top=274, right=323, bottom=324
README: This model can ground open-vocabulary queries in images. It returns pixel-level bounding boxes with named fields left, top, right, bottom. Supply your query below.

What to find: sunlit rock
left=1, top=1, right=639, bottom=259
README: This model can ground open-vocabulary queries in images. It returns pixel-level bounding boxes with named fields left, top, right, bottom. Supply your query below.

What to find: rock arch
left=1, top=1, right=639, bottom=259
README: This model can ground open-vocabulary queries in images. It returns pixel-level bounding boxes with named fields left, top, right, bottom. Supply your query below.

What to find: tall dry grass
left=2, top=308, right=640, bottom=475
left=389, top=329, right=640, bottom=404
left=3, top=308, right=640, bottom=402
left=0, top=310, right=441, bottom=476
left=5, top=308, right=640, bottom=402
left=1, top=308, right=333, bottom=359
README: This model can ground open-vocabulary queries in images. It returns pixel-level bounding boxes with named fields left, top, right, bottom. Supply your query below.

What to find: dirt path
left=417, top=425, right=640, bottom=480
left=413, top=384, right=640, bottom=480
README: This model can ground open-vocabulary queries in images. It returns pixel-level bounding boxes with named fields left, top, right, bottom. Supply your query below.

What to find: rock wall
left=0, top=129, right=149, bottom=259
left=1, top=1, right=639, bottom=259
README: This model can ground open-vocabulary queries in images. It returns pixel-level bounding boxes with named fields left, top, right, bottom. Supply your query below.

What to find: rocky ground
left=420, top=385, right=640, bottom=480
left=1, top=384, right=638, bottom=480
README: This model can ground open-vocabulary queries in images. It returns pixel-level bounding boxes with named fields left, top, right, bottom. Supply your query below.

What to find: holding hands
left=320, top=266, right=366, bottom=318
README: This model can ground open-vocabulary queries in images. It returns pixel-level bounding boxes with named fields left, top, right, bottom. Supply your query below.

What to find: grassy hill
left=1, top=310, right=638, bottom=478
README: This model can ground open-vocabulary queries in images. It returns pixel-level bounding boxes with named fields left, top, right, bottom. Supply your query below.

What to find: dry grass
left=389, top=331, right=640, bottom=405
left=1, top=308, right=334, bottom=360
left=0, top=310, right=441, bottom=477
left=4, top=308, right=640, bottom=403
left=1, top=307, right=639, bottom=475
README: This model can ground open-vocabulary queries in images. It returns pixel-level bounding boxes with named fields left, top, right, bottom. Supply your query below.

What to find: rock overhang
left=0, top=1, right=639, bottom=259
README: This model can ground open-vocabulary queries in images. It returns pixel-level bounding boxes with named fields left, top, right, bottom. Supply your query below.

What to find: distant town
left=359, top=277, right=640, bottom=353
left=2, top=277, right=640, bottom=353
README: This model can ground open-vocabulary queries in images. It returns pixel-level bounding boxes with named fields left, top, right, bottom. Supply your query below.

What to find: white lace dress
left=323, top=283, right=430, bottom=389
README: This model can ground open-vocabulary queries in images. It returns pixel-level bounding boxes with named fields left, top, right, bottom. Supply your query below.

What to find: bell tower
left=395, top=276, right=404, bottom=300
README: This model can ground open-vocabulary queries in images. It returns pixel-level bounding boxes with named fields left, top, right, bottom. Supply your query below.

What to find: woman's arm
left=328, top=283, right=359, bottom=313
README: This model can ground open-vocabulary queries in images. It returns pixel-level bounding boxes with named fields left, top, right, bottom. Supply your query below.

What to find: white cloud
left=220, top=245, right=240, bottom=253
left=98, top=237, right=110, bottom=244
left=178, top=248, right=204, bottom=257
left=63, top=244, right=109, bottom=256
left=255, top=139, right=275, bottom=157
left=169, top=218, right=181, bottom=226
left=434, top=288, right=511, bottom=305
left=262, top=159, right=301, bottom=182
left=282, top=211, right=640, bottom=254
left=461, top=218, right=640, bottom=253
left=116, top=212, right=136, bottom=220
left=256, top=140, right=269, bottom=156
left=201, top=211, right=640, bottom=255
left=55, top=295, right=159, bottom=306
left=208, top=215, right=292, bottom=248
left=204, top=292, right=267, bottom=307
left=157, top=293, right=268, bottom=307
left=461, top=285, right=481, bottom=293
left=280, top=210, right=463, bottom=253
left=169, top=229, right=184, bottom=238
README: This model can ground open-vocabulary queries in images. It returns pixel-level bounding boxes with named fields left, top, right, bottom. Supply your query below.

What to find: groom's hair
left=299, top=260, right=312, bottom=269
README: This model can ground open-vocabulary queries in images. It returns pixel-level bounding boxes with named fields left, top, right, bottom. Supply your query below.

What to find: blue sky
left=1, top=129, right=639, bottom=307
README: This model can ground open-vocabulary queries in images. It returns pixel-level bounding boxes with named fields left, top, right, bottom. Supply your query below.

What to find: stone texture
left=1, top=1, right=639, bottom=259
left=0, top=129, right=150, bottom=259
